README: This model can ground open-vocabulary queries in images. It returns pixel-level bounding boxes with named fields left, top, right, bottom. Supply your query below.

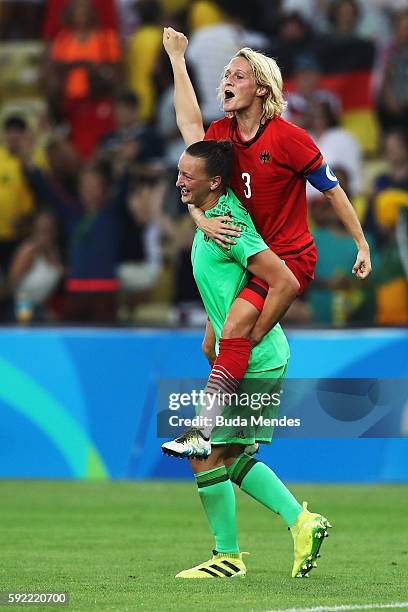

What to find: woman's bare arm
left=163, top=27, right=204, bottom=146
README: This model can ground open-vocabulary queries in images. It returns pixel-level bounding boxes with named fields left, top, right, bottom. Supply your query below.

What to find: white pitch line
left=266, top=603, right=408, bottom=612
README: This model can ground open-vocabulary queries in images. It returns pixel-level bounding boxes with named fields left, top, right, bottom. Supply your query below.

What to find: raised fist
left=163, top=27, right=188, bottom=58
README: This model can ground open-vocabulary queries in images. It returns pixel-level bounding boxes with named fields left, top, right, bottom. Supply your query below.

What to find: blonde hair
left=218, top=47, right=287, bottom=121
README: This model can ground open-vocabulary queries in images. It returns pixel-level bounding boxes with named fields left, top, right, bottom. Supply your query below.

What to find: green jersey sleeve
left=229, top=226, right=269, bottom=268
left=204, top=188, right=269, bottom=268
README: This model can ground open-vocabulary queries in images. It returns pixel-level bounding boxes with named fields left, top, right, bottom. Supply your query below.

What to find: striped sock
left=228, top=453, right=302, bottom=528
left=196, top=466, right=239, bottom=553
left=199, top=337, right=251, bottom=439
left=207, top=337, right=251, bottom=396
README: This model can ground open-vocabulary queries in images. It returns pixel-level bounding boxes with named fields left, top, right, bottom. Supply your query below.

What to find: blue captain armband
left=306, top=162, right=339, bottom=191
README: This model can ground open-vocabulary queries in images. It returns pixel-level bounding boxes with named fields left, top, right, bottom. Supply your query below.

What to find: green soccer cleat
left=175, top=551, right=247, bottom=578
left=291, top=501, right=332, bottom=578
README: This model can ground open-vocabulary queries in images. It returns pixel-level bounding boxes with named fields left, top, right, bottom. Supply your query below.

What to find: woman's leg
left=201, top=318, right=216, bottom=365
left=221, top=297, right=260, bottom=339
left=189, top=446, right=239, bottom=554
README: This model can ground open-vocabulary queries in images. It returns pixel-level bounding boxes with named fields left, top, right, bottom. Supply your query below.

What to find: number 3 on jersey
left=242, top=172, right=251, bottom=198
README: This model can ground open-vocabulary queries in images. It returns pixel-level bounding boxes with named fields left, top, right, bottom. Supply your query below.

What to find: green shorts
left=209, top=363, right=288, bottom=446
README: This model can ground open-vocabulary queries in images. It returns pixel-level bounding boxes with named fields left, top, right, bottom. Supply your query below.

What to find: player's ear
left=256, top=86, right=267, bottom=97
left=210, top=175, right=222, bottom=190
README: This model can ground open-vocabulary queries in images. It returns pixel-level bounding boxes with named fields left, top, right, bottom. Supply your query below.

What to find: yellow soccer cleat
left=291, top=501, right=332, bottom=578
left=176, top=551, right=247, bottom=578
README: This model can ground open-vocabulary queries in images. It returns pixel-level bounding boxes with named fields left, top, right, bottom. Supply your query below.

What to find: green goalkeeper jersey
left=191, top=188, right=290, bottom=373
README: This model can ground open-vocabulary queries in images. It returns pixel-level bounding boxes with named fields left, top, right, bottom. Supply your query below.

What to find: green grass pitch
left=0, top=481, right=407, bottom=611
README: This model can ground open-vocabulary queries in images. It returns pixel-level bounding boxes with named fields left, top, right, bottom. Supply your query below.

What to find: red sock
left=206, top=337, right=251, bottom=396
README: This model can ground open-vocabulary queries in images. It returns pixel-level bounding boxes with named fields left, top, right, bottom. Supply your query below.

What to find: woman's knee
left=221, top=303, right=258, bottom=339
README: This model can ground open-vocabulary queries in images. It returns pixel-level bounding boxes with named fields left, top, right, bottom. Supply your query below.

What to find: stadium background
left=0, top=2, right=407, bottom=610
left=0, top=0, right=406, bottom=479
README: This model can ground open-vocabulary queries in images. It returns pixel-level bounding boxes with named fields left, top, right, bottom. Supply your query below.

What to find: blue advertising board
left=0, top=328, right=407, bottom=482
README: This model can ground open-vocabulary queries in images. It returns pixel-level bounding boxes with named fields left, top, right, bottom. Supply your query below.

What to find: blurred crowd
left=0, top=0, right=407, bottom=327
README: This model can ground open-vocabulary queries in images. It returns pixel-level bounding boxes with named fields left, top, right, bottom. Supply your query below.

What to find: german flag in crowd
left=273, top=37, right=378, bottom=155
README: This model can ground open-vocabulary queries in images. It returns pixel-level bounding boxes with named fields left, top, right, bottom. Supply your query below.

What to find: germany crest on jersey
left=259, top=150, right=271, bottom=164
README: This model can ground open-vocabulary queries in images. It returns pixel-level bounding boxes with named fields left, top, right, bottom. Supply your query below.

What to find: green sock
left=228, top=453, right=302, bottom=528
left=195, top=466, right=239, bottom=554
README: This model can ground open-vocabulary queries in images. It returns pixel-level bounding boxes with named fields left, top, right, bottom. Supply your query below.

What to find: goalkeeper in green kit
left=162, top=139, right=331, bottom=579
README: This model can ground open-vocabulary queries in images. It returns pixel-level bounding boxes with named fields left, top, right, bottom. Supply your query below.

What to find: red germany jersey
left=205, top=116, right=323, bottom=258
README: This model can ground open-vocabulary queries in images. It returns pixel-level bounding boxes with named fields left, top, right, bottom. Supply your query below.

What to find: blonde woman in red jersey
left=163, top=27, right=371, bottom=349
